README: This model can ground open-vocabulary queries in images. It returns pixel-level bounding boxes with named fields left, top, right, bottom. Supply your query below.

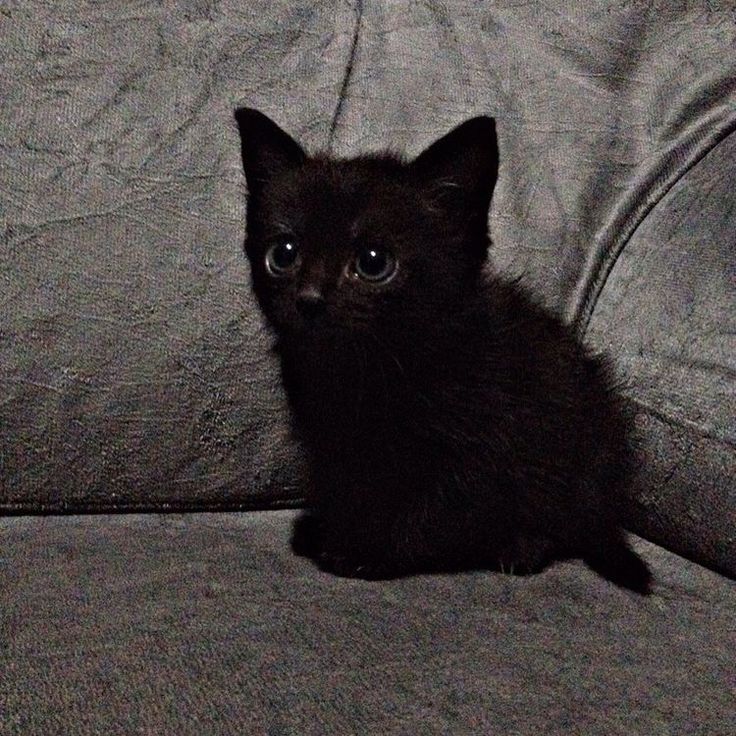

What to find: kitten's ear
left=234, top=107, right=306, bottom=194
left=410, top=116, right=498, bottom=214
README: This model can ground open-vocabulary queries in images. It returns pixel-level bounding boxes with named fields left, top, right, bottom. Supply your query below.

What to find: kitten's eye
left=353, top=247, right=397, bottom=283
left=265, top=240, right=300, bottom=276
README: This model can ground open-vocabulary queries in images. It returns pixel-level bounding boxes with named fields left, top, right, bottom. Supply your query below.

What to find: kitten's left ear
left=410, top=116, right=499, bottom=215
left=234, top=107, right=306, bottom=195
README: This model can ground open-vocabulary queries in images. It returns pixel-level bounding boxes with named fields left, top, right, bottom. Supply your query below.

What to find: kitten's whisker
left=349, top=333, right=366, bottom=424
left=359, top=335, right=368, bottom=420
left=365, top=329, right=406, bottom=377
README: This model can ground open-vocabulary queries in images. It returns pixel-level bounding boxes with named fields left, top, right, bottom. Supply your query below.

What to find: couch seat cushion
left=1, top=510, right=733, bottom=735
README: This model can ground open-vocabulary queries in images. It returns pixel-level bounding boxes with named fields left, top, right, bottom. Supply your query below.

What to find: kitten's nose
left=296, top=286, right=327, bottom=318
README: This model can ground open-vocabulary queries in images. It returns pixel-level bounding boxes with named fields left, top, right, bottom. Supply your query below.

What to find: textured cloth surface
left=588, top=132, right=736, bottom=577
left=1, top=510, right=734, bottom=736
left=1, top=3, right=734, bottom=574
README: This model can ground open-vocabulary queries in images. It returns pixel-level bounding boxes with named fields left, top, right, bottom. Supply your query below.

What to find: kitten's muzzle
left=295, top=286, right=327, bottom=319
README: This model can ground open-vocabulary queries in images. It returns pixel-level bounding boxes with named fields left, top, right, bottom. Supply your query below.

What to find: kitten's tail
left=582, top=530, right=653, bottom=595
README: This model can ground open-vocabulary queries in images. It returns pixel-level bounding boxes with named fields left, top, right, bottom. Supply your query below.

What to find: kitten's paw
left=317, top=551, right=402, bottom=580
left=290, top=513, right=323, bottom=558
left=497, top=535, right=556, bottom=576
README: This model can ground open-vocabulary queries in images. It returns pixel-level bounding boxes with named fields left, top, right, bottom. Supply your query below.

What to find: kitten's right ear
left=234, top=108, right=306, bottom=194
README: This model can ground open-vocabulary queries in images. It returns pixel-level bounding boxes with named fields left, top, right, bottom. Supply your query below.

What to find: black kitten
left=234, top=107, right=652, bottom=594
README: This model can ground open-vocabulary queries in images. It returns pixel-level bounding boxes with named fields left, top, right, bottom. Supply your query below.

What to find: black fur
left=234, top=107, right=652, bottom=594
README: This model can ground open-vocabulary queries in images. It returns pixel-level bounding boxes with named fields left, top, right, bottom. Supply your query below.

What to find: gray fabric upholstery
left=1, top=510, right=734, bottom=735
left=588, top=132, right=736, bottom=577
left=3, top=6, right=733, bottom=733
left=1, top=4, right=734, bottom=572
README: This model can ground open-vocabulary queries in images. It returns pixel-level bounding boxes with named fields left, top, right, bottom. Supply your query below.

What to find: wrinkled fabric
left=1, top=510, right=734, bottom=735
left=588, top=133, right=736, bottom=577
left=0, top=2, right=734, bottom=574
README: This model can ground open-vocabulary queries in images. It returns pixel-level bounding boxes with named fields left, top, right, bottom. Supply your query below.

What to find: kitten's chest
left=280, top=350, right=417, bottom=445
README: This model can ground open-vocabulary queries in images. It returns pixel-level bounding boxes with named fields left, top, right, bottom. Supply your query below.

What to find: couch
left=1, top=2, right=734, bottom=733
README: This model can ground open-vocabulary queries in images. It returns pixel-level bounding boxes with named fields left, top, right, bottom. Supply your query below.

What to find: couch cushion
left=1, top=510, right=733, bottom=735
left=585, top=131, right=736, bottom=577
left=0, top=1, right=340, bottom=512
left=1, top=2, right=734, bottom=573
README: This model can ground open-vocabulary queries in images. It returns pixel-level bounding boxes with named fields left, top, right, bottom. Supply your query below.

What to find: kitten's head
left=234, top=108, right=498, bottom=348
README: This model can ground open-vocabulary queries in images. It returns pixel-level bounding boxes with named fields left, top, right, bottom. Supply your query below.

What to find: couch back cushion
left=1, top=2, right=733, bottom=574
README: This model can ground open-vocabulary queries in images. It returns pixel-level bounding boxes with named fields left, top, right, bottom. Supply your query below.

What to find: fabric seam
left=328, top=0, right=364, bottom=150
